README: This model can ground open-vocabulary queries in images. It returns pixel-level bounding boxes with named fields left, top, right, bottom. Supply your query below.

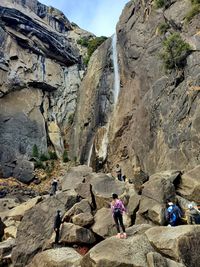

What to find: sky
left=39, top=0, right=129, bottom=37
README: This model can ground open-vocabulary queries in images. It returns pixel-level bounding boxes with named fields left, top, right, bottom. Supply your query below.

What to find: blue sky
left=39, top=0, right=129, bottom=36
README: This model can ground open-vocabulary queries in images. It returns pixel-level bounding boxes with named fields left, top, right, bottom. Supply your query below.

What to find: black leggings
left=113, top=213, right=125, bottom=233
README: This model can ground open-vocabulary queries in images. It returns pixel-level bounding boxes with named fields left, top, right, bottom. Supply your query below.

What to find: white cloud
left=39, top=0, right=128, bottom=36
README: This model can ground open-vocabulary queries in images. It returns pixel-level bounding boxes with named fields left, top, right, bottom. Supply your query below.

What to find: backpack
left=167, top=206, right=180, bottom=223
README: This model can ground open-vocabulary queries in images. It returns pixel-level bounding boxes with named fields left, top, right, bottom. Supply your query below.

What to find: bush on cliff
left=154, top=0, right=171, bottom=9
left=77, top=36, right=107, bottom=65
left=160, top=33, right=191, bottom=70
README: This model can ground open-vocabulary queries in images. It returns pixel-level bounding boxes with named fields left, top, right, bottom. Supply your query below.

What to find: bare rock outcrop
left=27, top=247, right=82, bottom=267
left=0, top=0, right=91, bottom=180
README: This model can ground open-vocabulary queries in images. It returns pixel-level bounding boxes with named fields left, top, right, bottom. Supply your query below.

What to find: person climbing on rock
left=111, top=193, right=127, bottom=238
left=53, top=210, right=63, bottom=244
left=50, top=178, right=58, bottom=195
left=186, top=203, right=200, bottom=224
left=165, top=201, right=182, bottom=226
left=115, top=164, right=122, bottom=181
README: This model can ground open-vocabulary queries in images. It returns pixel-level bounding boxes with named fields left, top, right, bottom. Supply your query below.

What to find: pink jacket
left=111, top=199, right=126, bottom=216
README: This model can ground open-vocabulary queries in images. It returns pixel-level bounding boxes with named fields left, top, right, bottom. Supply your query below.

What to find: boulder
left=75, top=181, right=93, bottom=206
left=11, top=191, right=78, bottom=267
left=145, top=225, right=200, bottom=267
left=127, top=188, right=141, bottom=222
left=64, top=199, right=92, bottom=221
left=142, top=174, right=176, bottom=204
left=27, top=247, right=82, bottom=267
left=149, top=170, right=181, bottom=184
left=60, top=223, right=96, bottom=244
left=81, top=234, right=154, bottom=267
left=147, top=252, right=186, bottom=267
left=0, top=198, right=19, bottom=212
left=92, top=208, right=117, bottom=238
left=1, top=196, right=43, bottom=221
left=129, top=169, right=149, bottom=193
left=90, top=174, right=125, bottom=209
left=136, top=196, right=165, bottom=225
left=177, top=165, right=200, bottom=203
left=61, top=165, right=93, bottom=191
left=126, top=224, right=153, bottom=237
left=72, top=212, right=94, bottom=227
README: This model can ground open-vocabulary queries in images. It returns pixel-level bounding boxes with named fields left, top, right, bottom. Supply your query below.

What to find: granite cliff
left=0, top=0, right=93, bottom=182
left=0, top=0, right=200, bottom=184
left=72, top=0, right=200, bottom=179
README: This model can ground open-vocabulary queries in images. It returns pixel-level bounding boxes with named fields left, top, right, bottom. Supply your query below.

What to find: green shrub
left=87, top=36, right=107, bottom=58
left=32, top=144, right=39, bottom=158
left=68, top=113, right=74, bottom=125
left=154, top=0, right=165, bottom=8
left=63, top=150, right=69, bottom=163
left=157, top=22, right=170, bottom=35
left=185, top=4, right=200, bottom=22
left=191, top=0, right=200, bottom=4
left=160, top=33, right=191, bottom=70
left=34, top=160, right=45, bottom=169
left=83, top=56, right=90, bottom=66
left=39, top=153, right=49, bottom=161
left=48, top=151, right=58, bottom=160
left=154, top=0, right=171, bottom=8
left=77, top=37, right=90, bottom=47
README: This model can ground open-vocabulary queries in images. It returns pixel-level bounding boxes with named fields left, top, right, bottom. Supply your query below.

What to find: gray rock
left=60, top=223, right=96, bottom=245
left=72, top=212, right=94, bottom=227
left=11, top=191, right=78, bottom=266
left=27, top=247, right=82, bottom=267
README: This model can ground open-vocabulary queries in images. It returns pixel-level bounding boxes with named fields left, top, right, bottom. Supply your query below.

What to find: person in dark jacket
left=54, top=210, right=62, bottom=244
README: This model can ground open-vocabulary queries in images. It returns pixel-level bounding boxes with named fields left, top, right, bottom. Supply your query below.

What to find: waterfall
left=87, top=142, right=93, bottom=167
left=86, top=33, right=120, bottom=167
left=112, top=33, right=120, bottom=104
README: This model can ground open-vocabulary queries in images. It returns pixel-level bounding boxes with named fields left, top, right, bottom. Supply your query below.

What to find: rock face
left=71, top=0, right=200, bottom=178
left=0, top=0, right=93, bottom=180
left=11, top=191, right=78, bottom=266
left=145, top=225, right=200, bottom=267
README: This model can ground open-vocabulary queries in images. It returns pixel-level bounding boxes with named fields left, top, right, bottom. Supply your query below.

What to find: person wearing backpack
left=186, top=203, right=200, bottom=224
left=166, top=201, right=182, bottom=226
left=111, top=193, right=127, bottom=238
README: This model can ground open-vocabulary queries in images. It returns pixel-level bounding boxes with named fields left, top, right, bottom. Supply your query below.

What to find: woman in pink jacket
left=111, top=193, right=127, bottom=238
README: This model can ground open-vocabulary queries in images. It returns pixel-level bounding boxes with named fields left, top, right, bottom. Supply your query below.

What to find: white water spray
left=112, top=33, right=120, bottom=104
left=87, top=142, right=93, bottom=167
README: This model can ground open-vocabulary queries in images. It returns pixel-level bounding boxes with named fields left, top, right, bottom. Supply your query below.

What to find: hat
left=168, top=202, right=173, bottom=206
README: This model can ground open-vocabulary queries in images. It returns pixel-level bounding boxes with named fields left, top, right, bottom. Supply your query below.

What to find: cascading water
left=87, top=142, right=94, bottom=167
left=87, top=33, right=120, bottom=168
left=112, top=33, right=120, bottom=104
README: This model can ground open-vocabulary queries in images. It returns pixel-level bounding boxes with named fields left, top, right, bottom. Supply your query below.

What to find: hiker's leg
left=118, top=213, right=125, bottom=232
left=113, top=215, right=120, bottom=233
left=55, top=228, right=60, bottom=243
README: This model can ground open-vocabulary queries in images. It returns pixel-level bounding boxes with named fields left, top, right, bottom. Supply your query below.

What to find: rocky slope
left=0, top=0, right=93, bottom=182
left=0, top=165, right=199, bottom=267
left=72, top=0, right=200, bottom=179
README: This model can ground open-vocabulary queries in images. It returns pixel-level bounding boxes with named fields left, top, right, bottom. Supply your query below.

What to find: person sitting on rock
left=111, top=193, right=127, bottom=238
left=115, top=164, right=122, bottom=181
left=50, top=178, right=58, bottom=195
left=186, top=203, right=200, bottom=224
left=165, top=201, right=182, bottom=226
left=53, top=210, right=63, bottom=244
